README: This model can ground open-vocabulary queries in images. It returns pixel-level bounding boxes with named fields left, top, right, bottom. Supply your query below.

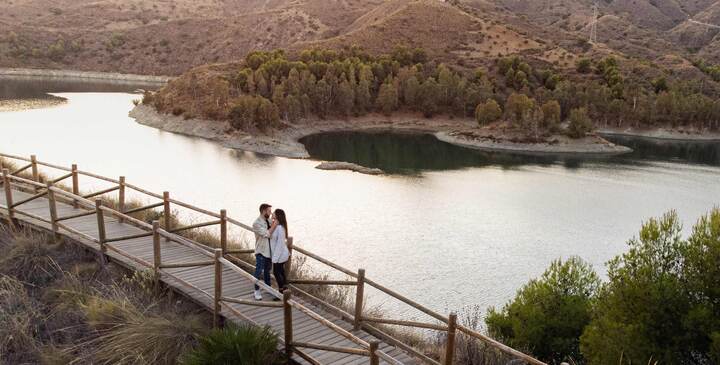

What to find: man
left=252, top=203, right=277, bottom=300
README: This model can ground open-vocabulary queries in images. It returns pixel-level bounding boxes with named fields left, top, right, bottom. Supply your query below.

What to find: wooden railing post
left=369, top=340, right=380, bottom=365
left=2, top=169, right=16, bottom=229
left=118, top=176, right=125, bottom=223
left=445, top=313, right=457, bottom=365
left=152, top=220, right=161, bottom=277
left=286, top=237, right=294, bottom=280
left=46, top=182, right=59, bottom=240
left=283, top=289, right=293, bottom=362
left=213, top=248, right=223, bottom=328
left=95, top=199, right=107, bottom=260
left=220, top=209, right=227, bottom=255
left=163, top=191, right=170, bottom=240
left=354, top=268, right=366, bottom=330
left=71, top=164, right=79, bottom=208
left=30, top=155, right=39, bottom=192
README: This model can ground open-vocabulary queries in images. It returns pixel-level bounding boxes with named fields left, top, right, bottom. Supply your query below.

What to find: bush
left=486, top=257, right=600, bottom=363
left=182, top=324, right=280, bottom=365
left=0, top=274, right=41, bottom=362
left=475, top=99, right=502, bottom=125
left=575, top=58, right=592, bottom=74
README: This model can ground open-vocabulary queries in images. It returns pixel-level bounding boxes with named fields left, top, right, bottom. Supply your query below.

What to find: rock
left=315, top=162, right=385, bottom=175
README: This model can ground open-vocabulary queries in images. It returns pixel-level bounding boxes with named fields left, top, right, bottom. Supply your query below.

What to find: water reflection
left=0, top=76, right=160, bottom=99
left=603, top=134, right=720, bottom=166
left=301, top=131, right=720, bottom=173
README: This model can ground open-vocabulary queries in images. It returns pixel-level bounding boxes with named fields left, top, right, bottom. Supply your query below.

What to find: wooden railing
left=0, top=152, right=546, bottom=365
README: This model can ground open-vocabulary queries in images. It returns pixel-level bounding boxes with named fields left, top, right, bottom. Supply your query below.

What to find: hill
left=2, top=0, right=720, bottom=77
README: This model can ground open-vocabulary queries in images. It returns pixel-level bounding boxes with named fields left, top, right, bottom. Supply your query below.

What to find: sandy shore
left=0, top=95, right=67, bottom=112
left=130, top=104, right=635, bottom=159
left=0, top=67, right=170, bottom=83
left=599, top=127, right=720, bottom=142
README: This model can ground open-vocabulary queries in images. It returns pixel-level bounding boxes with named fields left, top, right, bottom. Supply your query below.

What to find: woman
left=270, top=209, right=290, bottom=294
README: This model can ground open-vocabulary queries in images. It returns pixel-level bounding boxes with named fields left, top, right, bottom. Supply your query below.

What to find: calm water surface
left=2, top=77, right=719, bottom=321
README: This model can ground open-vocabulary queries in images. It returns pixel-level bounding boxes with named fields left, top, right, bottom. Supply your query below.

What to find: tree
left=376, top=77, right=399, bottom=116
left=580, top=211, right=692, bottom=365
left=475, top=99, right=502, bottom=125
left=256, top=97, right=279, bottom=131
left=486, top=257, right=600, bottom=363
left=419, top=78, right=441, bottom=117
left=567, top=107, right=593, bottom=138
left=313, top=79, right=332, bottom=118
left=541, top=100, right=561, bottom=130
left=505, top=93, right=535, bottom=128
left=335, top=78, right=355, bottom=117
left=682, top=208, right=720, bottom=363
left=403, top=76, right=421, bottom=109
left=228, top=96, right=259, bottom=130
left=355, top=65, right=374, bottom=114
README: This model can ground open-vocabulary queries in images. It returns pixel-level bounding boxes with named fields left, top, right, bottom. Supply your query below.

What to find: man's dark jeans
left=254, top=254, right=272, bottom=290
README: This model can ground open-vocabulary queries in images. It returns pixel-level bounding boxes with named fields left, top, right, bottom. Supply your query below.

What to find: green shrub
left=486, top=257, right=600, bottom=363
left=182, top=324, right=280, bottom=365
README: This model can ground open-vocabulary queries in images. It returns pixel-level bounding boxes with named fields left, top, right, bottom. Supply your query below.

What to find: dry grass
left=0, top=274, right=42, bottom=361
left=0, top=226, right=61, bottom=286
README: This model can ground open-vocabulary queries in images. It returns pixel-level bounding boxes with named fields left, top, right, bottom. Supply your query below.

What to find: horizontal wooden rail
left=225, top=249, right=254, bottom=254
left=123, top=182, right=164, bottom=200
left=159, top=260, right=215, bottom=269
left=168, top=219, right=221, bottom=233
left=168, top=198, right=222, bottom=219
left=56, top=210, right=96, bottom=222
left=6, top=174, right=46, bottom=188
left=77, top=169, right=119, bottom=184
left=288, top=279, right=358, bottom=286
left=50, top=172, right=73, bottom=184
left=123, top=202, right=163, bottom=214
left=104, top=231, right=154, bottom=243
left=12, top=209, right=52, bottom=224
left=220, top=296, right=284, bottom=307
left=10, top=189, right=48, bottom=208
left=225, top=216, right=255, bottom=231
left=82, top=185, right=120, bottom=199
left=99, top=205, right=152, bottom=230
left=292, top=246, right=358, bottom=278
left=11, top=163, right=32, bottom=176
left=290, top=300, right=369, bottom=349
left=362, top=322, right=441, bottom=365
left=458, top=325, right=546, bottom=365
left=158, top=229, right=215, bottom=257
left=362, top=316, right=449, bottom=331
left=56, top=221, right=99, bottom=243
left=291, top=341, right=368, bottom=356
left=364, top=277, right=448, bottom=323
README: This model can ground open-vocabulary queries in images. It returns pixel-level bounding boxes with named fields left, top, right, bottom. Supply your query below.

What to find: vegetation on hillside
left=148, top=47, right=720, bottom=141
left=486, top=208, right=720, bottom=364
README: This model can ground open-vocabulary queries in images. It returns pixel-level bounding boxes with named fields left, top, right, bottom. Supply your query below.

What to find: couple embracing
left=252, top=203, right=290, bottom=301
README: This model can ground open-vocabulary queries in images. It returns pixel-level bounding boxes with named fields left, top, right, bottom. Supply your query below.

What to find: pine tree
left=475, top=99, right=502, bottom=125
left=420, top=78, right=441, bottom=118
left=335, top=78, right=355, bottom=117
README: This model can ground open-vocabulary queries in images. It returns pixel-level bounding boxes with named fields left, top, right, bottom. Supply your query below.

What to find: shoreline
left=0, top=67, right=171, bottom=84
left=0, top=95, right=67, bottom=112
left=130, top=104, right=635, bottom=159
left=598, top=128, right=720, bottom=142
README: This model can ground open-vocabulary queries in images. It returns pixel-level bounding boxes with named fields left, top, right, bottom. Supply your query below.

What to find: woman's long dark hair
left=274, top=209, right=288, bottom=239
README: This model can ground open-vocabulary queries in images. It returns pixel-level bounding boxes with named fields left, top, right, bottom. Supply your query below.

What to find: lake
left=2, top=76, right=719, bottom=322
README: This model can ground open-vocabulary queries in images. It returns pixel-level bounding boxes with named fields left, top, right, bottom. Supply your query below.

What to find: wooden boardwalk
left=0, top=153, right=545, bottom=365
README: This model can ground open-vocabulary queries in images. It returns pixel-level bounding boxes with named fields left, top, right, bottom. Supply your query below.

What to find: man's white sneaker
left=253, top=290, right=263, bottom=301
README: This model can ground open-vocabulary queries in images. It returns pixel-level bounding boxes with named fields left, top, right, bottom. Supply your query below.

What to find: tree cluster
left=151, top=49, right=720, bottom=137
left=487, top=209, right=720, bottom=364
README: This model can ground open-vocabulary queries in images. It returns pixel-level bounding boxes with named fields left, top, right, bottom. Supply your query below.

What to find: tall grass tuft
left=181, top=324, right=281, bottom=365
left=0, top=274, right=41, bottom=361
left=0, top=227, right=60, bottom=286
